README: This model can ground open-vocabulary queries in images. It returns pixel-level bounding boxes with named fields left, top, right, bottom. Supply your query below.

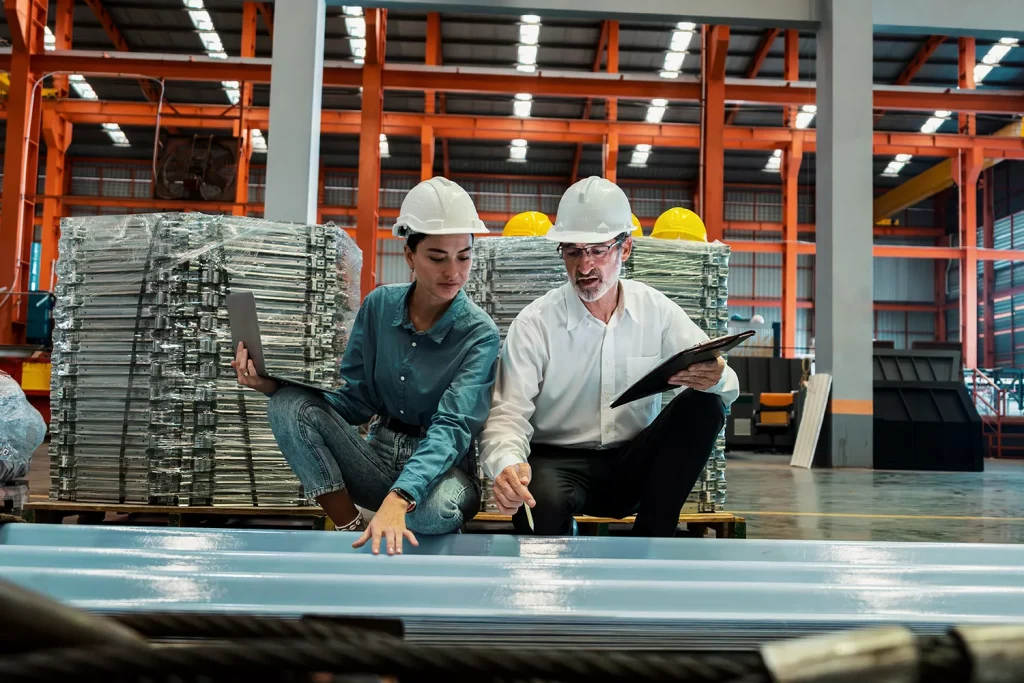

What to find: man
left=479, top=176, right=739, bottom=537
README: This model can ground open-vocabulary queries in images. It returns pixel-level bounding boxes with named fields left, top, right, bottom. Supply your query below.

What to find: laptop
left=610, top=330, right=754, bottom=408
left=226, top=291, right=342, bottom=396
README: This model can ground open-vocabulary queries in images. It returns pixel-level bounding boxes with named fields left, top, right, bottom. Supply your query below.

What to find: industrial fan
left=155, top=135, right=239, bottom=201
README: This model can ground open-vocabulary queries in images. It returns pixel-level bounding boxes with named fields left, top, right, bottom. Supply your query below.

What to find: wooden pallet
left=470, top=511, right=746, bottom=538
left=22, top=501, right=746, bottom=538
left=22, top=501, right=338, bottom=530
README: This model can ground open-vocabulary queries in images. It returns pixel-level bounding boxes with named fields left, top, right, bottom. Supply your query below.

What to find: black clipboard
left=610, top=330, right=754, bottom=408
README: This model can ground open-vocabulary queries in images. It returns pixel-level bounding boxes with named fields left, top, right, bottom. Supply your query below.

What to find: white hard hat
left=392, top=177, right=489, bottom=238
left=546, top=176, right=633, bottom=244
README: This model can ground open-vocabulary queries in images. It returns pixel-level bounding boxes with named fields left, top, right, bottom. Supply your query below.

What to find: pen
left=524, top=503, right=535, bottom=532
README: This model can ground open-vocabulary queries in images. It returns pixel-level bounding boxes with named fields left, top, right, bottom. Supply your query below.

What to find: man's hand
left=493, top=463, right=534, bottom=515
left=668, top=356, right=725, bottom=391
left=231, top=341, right=280, bottom=396
left=352, top=492, right=419, bottom=555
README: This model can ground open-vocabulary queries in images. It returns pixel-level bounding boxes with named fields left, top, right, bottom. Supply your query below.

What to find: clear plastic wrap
left=468, top=235, right=732, bottom=513
left=0, top=370, right=46, bottom=481
left=50, top=213, right=362, bottom=507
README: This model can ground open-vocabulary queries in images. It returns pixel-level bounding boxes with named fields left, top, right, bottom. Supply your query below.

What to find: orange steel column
left=39, top=0, right=73, bottom=293
left=356, top=8, right=386, bottom=297
left=421, top=12, right=440, bottom=181
left=233, top=2, right=259, bottom=216
left=783, top=29, right=799, bottom=127
left=601, top=21, right=620, bottom=182
left=699, top=25, right=728, bottom=242
left=982, top=168, right=995, bottom=368
left=956, top=37, right=979, bottom=368
left=781, top=134, right=803, bottom=358
left=1, top=0, right=48, bottom=344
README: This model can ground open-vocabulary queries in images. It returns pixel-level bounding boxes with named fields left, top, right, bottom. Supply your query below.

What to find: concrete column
left=815, top=0, right=874, bottom=467
left=264, top=0, right=326, bottom=224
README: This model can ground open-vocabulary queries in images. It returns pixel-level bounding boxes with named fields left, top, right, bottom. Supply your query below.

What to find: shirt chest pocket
left=626, top=355, right=662, bottom=387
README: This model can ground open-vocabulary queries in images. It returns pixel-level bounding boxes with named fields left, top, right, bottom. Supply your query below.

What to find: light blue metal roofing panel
left=2, top=525, right=1024, bottom=651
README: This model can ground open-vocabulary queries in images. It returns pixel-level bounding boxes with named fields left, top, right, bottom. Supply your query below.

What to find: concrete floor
left=19, top=443, right=1024, bottom=544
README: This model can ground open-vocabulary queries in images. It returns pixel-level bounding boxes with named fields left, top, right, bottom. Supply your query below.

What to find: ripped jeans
left=267, top=385, right=480, bottom=535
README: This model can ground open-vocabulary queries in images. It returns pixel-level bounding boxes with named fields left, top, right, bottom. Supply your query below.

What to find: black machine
left=871, top=349, right=984, bottom=472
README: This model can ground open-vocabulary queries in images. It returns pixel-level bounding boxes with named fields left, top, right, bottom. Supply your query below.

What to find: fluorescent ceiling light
left=651, top=98, right=668, bottom=107
left=521, top=14, right=541, bottom=24
left=635, top=143, right=652, bottom=153
left=659, top=70, right=679, bottom=79
left=345, top=17, right=366, bottom=38
left=513, top=100, right=533, bottom=117
left=509, top=139, right=528, bottom=162
left=516, top=64, right=536, bottom=73
left=629, top=150, right=650, bottom=167
left=762, top=148, right=782, bottom=173
left=379, top=133, right=390, bottom=158
left=670, top=30, right=694, bottom=52
left=663, top=51, right=686, bottom=72
left=515, top=93, right=533, bottom=101
left=511, top=138, right=528, bottom=147
left=676, top=22, right=697, bottom=31
left=518, top=44, right=538, bottom=65
left=974, top=63, right=994, bottom=83
left=520, top=23, right=540, bottom=45
left=343, top=6, right=363, bottom=16
left=645, top=106, right=666, bottom=123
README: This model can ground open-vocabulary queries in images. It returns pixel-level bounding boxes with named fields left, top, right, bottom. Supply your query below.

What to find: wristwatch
left=390, top=487, right=417, bottom=512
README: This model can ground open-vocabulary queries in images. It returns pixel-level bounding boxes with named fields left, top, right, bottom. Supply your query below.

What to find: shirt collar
left=564, top=281, right=635, bottom=330
left=391, top=282, right=467, bottom=343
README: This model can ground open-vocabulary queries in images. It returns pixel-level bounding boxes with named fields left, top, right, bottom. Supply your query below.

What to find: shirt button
left=400, top=376, right=405, bottom=381
left=411, top=342, right=417, bottom=347
left=400, top=410, right=405, bottom=414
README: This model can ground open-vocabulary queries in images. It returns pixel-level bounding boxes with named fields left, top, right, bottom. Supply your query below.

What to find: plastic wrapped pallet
left=0, top=370, right=47, bottom=481
left=49, top=213, right=361, bottom=507
left=468, top=236, right=731, bottom=513
left=627, top=238, right=731, bottom=513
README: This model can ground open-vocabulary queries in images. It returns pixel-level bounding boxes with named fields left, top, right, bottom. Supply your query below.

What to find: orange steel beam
left=602, top=21, right=620, bottom=183
left=730, top=298, right=938, bottom=313
left=725, top=28, right=779, bottom=126
left=723, top=220, right=943, bottom=238
left=700, top=25, right=729, bottom=240
left=982, top=167, right=995, bottom=368
left=233, top=3, right=258, bottom=216
left=1, top=0, right=47, bottom=344
left=255, top=2, right=273, bottom=41
left=13, top=51, right=1024, bottom=114
left=571, top=19, right=609, bottom=184
left=39, top=0, right=74, bottom=293
left=357, top=8, right=386, bottom=295
left=81, top=0, right=163, bottom=103
left=18, top=102, right=1024, bottom=158
left=781, top=133, right=803, bottom=359
left=875, top=35, right=945, bottom=123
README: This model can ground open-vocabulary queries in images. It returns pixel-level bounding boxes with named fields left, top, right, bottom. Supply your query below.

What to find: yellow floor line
left=729, top=510, right=1024, bottom=523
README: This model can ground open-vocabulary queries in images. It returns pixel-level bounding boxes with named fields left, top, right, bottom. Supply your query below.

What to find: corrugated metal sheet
left=377, top=238, right=411, bottom=286
left=798, top=254, right=814, bottom=300
left=873, top=255, right=935, bottom=302
left=71, top=163, right=151, bottom=198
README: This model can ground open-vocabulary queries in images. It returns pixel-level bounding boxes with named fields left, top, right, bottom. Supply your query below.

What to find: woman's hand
left=230, top=341, right=280, bottom=396
left=352, top=492, right=419, bottom=555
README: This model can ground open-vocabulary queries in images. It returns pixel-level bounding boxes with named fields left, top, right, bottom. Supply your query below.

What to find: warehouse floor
left=23, top=444, right=1024, bottom=544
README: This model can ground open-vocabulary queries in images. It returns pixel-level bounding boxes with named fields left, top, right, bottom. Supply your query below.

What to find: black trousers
left=512, top=389, right=726, bottom=537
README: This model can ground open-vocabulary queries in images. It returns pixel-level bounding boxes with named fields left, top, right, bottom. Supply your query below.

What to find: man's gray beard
left=571, top=255, right=622, bottom=302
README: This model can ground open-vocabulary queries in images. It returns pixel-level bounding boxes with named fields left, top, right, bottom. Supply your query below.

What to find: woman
left=233, top=177, right=499, bottom=555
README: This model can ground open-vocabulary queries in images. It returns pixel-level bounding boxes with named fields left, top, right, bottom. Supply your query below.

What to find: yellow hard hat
left=630, top=213, right=643, bottom=238
left=503, top=211, right=552, bottom=237
left=651, top=207, right=707, bottom=242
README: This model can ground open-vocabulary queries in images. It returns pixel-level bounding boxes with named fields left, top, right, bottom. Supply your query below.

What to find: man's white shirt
left=479, top=279, right=740, bottom=479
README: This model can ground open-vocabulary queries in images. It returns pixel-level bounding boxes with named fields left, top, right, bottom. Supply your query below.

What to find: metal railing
left=969, top=368, right=1024, bottom=459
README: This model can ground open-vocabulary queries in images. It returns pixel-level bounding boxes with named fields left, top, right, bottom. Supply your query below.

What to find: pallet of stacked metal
left=627, top=237, right=731, bottom=512
left=468, top=237, right=566, bottom=340
left=50, top=214, right=191, bottom=503
left=49, top=214, right=360, bottom=508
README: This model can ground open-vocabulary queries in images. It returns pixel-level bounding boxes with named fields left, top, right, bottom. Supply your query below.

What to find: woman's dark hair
left=405, top=231, right=474, bottom=253
left=406, top=232, right=428, bottom=253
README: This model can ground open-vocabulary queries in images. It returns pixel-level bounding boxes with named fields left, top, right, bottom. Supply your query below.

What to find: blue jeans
left=267, top=385, right=480, bottom=535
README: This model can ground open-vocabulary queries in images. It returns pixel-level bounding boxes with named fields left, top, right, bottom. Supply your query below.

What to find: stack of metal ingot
left=468, top=235, right=731, bottom=513
left=627, top=237, right=731, bottom=512
left=49, top=213, right=361, bottom=507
